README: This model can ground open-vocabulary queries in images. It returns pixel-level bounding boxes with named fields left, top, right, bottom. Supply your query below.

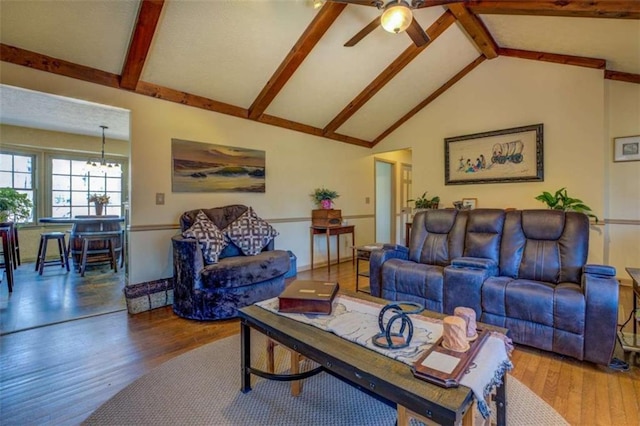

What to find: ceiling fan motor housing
left=381, top=0, right=413, bottom=34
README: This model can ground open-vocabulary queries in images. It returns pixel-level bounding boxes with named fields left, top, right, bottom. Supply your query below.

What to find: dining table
left=39, top=216, right=125, bottom=269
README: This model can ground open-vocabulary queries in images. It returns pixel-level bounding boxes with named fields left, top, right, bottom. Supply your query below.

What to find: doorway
left=372, top=149, right=412, bottom=245
left=0, top=85, right=130, bottom=334
left=375, top=159, right=395, bottom=244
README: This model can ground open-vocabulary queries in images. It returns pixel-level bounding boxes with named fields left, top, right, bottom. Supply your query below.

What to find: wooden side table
left=354, top=244, right=383, bottom=293
left=310, top=225, right=355, bottom=273
left=405, top=222, right=412, bottom=247
left=619, top=267, right=640, bottom=356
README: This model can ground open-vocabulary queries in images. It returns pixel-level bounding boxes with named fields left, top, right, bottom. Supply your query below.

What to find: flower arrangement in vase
left=88, top=193, right=110, bottom=215
left=311, top=187, right=339, bottom=209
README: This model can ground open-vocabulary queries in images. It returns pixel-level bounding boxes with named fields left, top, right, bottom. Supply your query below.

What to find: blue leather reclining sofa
left=370, top=209, right=619, bottom=366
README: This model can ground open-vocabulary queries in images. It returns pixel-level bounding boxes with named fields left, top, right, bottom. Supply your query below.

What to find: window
left=51, top=157, right=123, bottom=218
left=0, top=152, right=35, bottom=223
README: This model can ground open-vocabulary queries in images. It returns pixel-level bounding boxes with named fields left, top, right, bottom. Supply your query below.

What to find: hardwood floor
left=0, top=261, right=125, bottom=335
left=1, top=261, right=638, bottom=425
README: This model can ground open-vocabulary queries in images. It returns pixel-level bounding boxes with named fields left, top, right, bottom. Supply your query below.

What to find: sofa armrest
left=172, top=235, right=205, bottom=293
left=369, top=244, right=409, bottom=298
left=584, top=264, right=616, bottom=277
left=443, top=257, right=498, bottom=317
left=583, top=266, right=619, bottom=365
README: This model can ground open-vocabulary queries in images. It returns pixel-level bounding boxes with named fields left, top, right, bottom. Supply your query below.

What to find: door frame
left=374, top=158, right=396, bottom=244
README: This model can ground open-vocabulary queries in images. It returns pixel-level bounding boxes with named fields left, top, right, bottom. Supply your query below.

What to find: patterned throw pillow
left=182, top=210, right=227, bottom=264
left=224, top=207, right=279, bottom=256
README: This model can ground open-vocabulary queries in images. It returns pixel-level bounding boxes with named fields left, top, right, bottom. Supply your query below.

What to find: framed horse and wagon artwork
left=445, top=123, right=544, bottom=185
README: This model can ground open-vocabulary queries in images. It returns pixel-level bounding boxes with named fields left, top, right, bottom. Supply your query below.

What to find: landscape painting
left=172, top=139, right=265, bottom=192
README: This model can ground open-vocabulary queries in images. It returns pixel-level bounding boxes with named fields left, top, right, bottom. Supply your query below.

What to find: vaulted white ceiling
left=1, top=1, right=638, bottom=146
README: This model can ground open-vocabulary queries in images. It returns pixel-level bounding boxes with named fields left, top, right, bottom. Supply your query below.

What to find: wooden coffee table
left=238, top=290, right=507, bottom=426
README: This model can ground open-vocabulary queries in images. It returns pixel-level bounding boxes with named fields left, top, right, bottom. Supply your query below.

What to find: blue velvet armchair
left=172, top=205, right=290, bottom=320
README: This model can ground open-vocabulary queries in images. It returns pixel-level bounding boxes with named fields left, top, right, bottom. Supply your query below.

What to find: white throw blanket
left=257, top=295, right=513, bottom=418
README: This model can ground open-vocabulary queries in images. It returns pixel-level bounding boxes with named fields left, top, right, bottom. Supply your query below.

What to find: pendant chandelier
left=85, top=125, right=121, bottom=175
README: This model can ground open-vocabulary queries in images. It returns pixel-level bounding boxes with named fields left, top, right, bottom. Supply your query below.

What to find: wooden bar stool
left=78, top=231, right=121, bottom=277
left=35, top=232, right=70, bottom=275
left=0, top=225, right=15, bottom=292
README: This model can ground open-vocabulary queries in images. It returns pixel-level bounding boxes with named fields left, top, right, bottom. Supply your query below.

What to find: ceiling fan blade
left=406, top=17, right=430, bottom=47
left=412, top=0, right=461, bottom=8
left=344, top=17, right=380, bottom=47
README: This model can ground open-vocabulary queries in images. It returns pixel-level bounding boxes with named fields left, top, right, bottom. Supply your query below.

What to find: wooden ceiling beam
left=135, top=81, right=248, bottom=118
left=259, top=115, right=372, bottom=147
left=499, top=47, right=606, bottom=69
left=372, top=55, right=485, bottom=146
left=1, top=44, right=120, bottom=88
left=447, top=3, right=498, bottom=59
left=0, top=44, right=372, bottom=146
left=248, top=2, right=347, bottom=120
left=605, top=70, right=640, bottom=84
left=465, top=1, right=640, bottom=19
left=323, top=9, right=456, bottom=135
left=120, top=0, right=165, bottom=91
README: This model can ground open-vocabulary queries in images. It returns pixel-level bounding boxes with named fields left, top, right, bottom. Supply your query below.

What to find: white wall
left=374, top=56, right=637, bottom=274
left=605, top=80, right=640, bottom=278
left=3, top=56, right=638, bottom=282
left=1, top=62, right=378, bottom=284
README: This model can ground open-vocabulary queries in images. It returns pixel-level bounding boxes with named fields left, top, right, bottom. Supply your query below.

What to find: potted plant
left=0, top=187, right=33, bottom=223
left=311, top=187, right=339, bottom=209
left=88, top=193, right=110, bottom=216
left=409, top=191, right=440, bottom=210
left=534, top=187, right=598, bottom=222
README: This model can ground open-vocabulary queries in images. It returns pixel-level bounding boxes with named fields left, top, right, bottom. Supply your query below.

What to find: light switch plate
left=155, top=193, right=165, bottom=205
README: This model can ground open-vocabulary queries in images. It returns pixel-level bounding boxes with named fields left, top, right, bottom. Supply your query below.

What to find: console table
left=310, top=225, right=355, bottom=273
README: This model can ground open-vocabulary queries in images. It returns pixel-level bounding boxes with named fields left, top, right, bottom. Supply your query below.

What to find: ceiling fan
left=329, top=0, right=432, bottom=47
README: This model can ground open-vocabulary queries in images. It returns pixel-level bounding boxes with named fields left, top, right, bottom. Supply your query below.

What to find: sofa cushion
left=182, top=210, right=227, bottom=264
left=381, top=259, right=444, bottom=312
left=180, top=204, right=249, bottom=231
left=500, top=210, right=588, bottom=284
left=224, top=207, right=279, bottom=256
left=200, top=250, right=290, bottom=290
left=464, top=209, right=505, bottom=261
left=409, top=209, right=467, bottom=266
left=482, top=278, right=585, bottom=334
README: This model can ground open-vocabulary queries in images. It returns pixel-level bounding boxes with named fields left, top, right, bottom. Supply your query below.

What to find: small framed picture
left=462, top=198, right=477, bottom=209
left=614, top=135, right=640, bottom=162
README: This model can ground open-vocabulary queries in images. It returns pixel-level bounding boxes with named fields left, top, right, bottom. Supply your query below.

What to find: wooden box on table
left=278, top=280, right=339, bottom=314
left=312, top=209, right=342, bottom=227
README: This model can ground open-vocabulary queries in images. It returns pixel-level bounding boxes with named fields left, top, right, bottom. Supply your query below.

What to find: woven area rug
left=84, top=331, right=568, bottom=425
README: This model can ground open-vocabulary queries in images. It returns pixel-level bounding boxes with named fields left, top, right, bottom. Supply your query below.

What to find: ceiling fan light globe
left=380, top=2, right=412, bottom=34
